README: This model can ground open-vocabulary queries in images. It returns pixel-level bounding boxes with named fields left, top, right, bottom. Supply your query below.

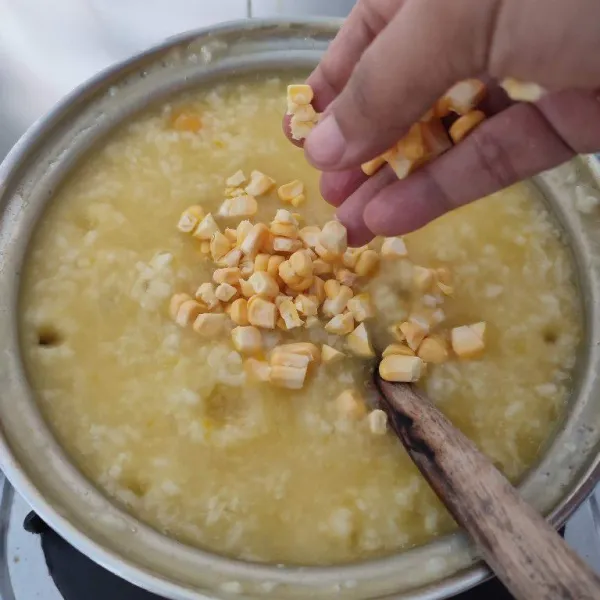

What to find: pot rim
left=1, top=17, right=600, bottom=600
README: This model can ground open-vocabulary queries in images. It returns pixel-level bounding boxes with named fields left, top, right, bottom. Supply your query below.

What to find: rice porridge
left=19, top=75, right=581, bottom=565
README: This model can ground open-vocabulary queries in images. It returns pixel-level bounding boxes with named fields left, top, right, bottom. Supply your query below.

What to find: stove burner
left=24, top=511, right=565, bottom=600
left=25, top=512, right=165, bottom=600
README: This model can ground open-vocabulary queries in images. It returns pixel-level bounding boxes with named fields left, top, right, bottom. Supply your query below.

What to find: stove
left=1, top=472, right=598, bottom=600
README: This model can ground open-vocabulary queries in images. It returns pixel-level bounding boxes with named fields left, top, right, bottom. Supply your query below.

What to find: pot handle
left=376, top=377, right=600, bottom=600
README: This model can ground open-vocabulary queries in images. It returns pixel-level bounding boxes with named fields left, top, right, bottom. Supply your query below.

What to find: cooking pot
left=1, top=18, right=600, bottom=600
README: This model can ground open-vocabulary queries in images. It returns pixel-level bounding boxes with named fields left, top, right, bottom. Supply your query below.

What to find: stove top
left=1, top=475, right=597, bottom=600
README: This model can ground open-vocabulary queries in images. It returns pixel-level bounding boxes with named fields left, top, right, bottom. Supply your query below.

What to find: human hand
left=286, top=0, right=600, bottom=245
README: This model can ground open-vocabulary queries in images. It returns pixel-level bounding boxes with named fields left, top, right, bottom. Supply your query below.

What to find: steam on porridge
left=20, top=74, right=580, bottom=565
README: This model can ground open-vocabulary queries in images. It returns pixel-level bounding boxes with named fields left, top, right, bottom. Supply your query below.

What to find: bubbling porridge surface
left=20, top=74, right=581, bottom=565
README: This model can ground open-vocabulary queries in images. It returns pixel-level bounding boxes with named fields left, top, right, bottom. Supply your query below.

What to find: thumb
left=304, top=0, right=500, bottom=171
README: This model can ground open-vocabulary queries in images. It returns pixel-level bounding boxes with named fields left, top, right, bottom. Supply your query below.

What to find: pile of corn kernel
left=287, top=78, right=546, bottom=181
left=169, top=169, right=486, bottom=403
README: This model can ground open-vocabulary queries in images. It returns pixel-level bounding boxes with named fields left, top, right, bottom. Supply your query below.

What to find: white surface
left=1, top=1, right=600, bottom=598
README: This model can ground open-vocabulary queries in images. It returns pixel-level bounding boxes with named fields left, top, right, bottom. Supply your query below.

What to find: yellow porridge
left=19, top=75, right=581, bottom=566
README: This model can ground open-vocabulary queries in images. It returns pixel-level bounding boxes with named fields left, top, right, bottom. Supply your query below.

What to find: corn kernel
left=278, top=260, right=302, bottom=286
left=451, top=322, right=486, bottom=358
left=379, top=354, right=424, bottom=382
left=295, top=294, right=319, bottom=317
left=444, top=79, right=487, bottom=115
left=313, top=258, right=333, bottom=276
left=289, top=116, right=315, bottom=141
left=361, top=156, right=386, bottom=176
left=270, top=351, right=311, bottom=369
left=314, top=243, right=338, bottom=263
left=321, top=344, right=344, bottom=365
left=195, top=283, right=219, bottom=310
left=270, top=364, right=308, bottom=389
left=278, top=180, right=305, bottom=202
left=291, top=194, right=306, bottom=208
left=346, top=293, right=374, bottom=322
left=367, top=409, right=388, bottom=435
left=299, top=225, right=321, bottom=248
left=273, top=342, right=320, bottom=363
left=223, top=228, right=237, bottom=243
left=422, top=118, right=453, bottom=158
left=270, top=222, right=299, bottom=239
left=324, top=279, right=341, bottom=300
left=501, top=78, right=545, bottom=102
left=384, top=148, right=415, bottom=180
left=309, top=276, right=326, bottom=304
left=225, top=187, right=245, bottom=198
left=286, top=276, right=313, bottom=292
left=275, top=208, right=297, bottom=224
left=396, top=123, right=426, bottom=161
left=218, top=194, right=258, bottom=218
left=247, top=297, right=277, bottom=329
left=168, top=293, right=192, bottom=319
left=239, top=258, right=254, bottom=278
left=219, top=248, right=242, bottom=268
left=293, top=104, right=317, bottom=121
left=400, top=321, right=427, bottom=351
left=341, top=246, right=366, bottom=269
left=261, top=232, right=276, bottom=255
left=200, top=241, right=211, bottom=254
left=210, top=231, right=232, bottom=261
left=213, top=268, right=241, bottom=285
left=215, top=282, right=238, bottom=302
left=249, top=271, right=280, bottom=298
left=323, top=285, right=354, bottom=317
left=381, top=237, right=408, bottom=259
left=382, top=343, right=415, bottom=357
left=245, top=170, right=275, bottom=196
left=177, top=205, right=205, bottom=233
left=346, top=323, right=374, bottom=358
left=245, top=358, right=271, bottom=382
left=192, top=313, right=227, bottom=337
left=335, top=389, right=367, bottom=420
left=418, top=336, right=449, bottom=364
left=230, top=298, right=249, bottom=326
left=319, top=221, right=348, bottom=256
left=240, top=223, right=269, bottom=257
left=192, top=213, right=220, bottom=240
left=334, top=267, right=358, bottom=287
left=354, top=249, right=380, bottom=277
left=270, top=237, right=293, bottom=253
left=287, top=84, right=314, bottom=108
left=225, top=170, right=246, bottom=187
left=231, top=326, right=262, bottom=354
left=239, top=278, right=255, bottom=298
left=278, top=299, right=303, bottom=329
left=325, top=312, right=355, bottom=335
left=253, top=253, right=270, bottom=272
left=236, top=220, right=253, bottom=246
left=305, top=316, right=320, bottom=329
left=449, top=110, right=486, bottom=144
left=266, top=255, right=284, bottom=278
left=290, top=249, right=313, bottom=278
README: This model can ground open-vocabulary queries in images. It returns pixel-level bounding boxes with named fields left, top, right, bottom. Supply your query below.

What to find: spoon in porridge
left=375, top=376, right=600, bottom=600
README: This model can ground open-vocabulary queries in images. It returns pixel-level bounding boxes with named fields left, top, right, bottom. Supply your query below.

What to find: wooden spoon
left=375, top=375, right=600, bottom=600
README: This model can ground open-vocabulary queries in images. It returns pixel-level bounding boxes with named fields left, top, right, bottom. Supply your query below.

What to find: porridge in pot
left=20, top=75, right=581, bottom=565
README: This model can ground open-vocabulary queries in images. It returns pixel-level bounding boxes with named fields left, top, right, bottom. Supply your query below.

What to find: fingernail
left=305, top=115, right=346, bottom=168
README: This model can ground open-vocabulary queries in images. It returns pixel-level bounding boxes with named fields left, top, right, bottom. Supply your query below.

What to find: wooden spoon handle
left=376, top=377, right=600, bottom=600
